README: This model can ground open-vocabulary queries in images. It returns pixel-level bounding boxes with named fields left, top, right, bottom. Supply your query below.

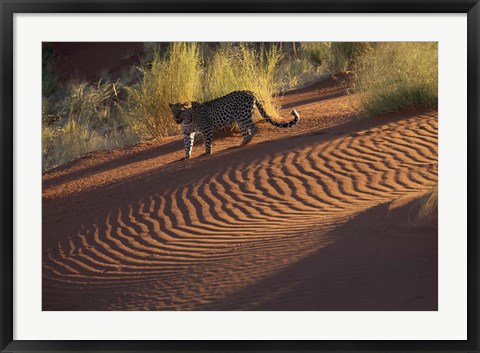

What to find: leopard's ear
left=168, top=103, right=174, bottom=108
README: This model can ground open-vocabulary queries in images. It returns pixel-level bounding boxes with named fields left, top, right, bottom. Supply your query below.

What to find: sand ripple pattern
left=43, top=114, right=438, bottom=310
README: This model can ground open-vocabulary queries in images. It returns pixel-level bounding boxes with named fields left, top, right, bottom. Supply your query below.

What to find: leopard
left=169, top=90, right=300, bottom=159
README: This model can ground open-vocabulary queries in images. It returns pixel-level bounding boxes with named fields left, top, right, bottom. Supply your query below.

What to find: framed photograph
left=1, top=0, right=478, bottom=352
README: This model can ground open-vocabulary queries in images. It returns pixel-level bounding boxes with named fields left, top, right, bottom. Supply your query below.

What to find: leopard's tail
left=254, top=98, right=300, bottom=128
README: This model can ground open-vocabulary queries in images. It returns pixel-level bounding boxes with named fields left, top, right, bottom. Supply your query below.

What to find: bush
left=42, top=120, right=138, bottom=172
left=42, top=80, right=139, bottom=172
left=266, top=43, right=327, bottom=91
left=353, top=42, right=438, bottom=117
left=301, top=42, right=372, bottom=74
left=58, top=80, right=120, bottom=127
left=328, top=42, right=373, bottom=73
left=203, top=44, right=282, bottom=121
left=297, top=42, right=331, bottom=67
left=121, top=43, right=202, bottom=139
left=417, top=184, right=438, bottom=222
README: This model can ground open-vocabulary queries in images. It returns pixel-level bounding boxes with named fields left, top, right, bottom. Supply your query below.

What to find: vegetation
left=121, top=43, right=203, bottom=139
left=42, top=80, right=139, bottom=171
left=203, top=44, right=282, bottom=120
left=417, top=184, right=438, bottom=223
left=276, top=44, right=326, bottom=91
left=42, top=121, right=138, bottom=172
left=353, top=42, right=438, bottom=117
left=301, top=42, right=373, bottom=73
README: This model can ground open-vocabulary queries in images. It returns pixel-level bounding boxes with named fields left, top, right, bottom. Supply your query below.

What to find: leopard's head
left=169, top=102, right=194, bottom=124
left=169, top=102, right=191, bottom=124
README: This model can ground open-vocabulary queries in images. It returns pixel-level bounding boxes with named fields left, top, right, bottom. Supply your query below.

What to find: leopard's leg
left=240, top=107, right=256, bottom=145
left=241, top=122, right=258, bottom=145
left=183, top=132, right=195, bottom=159
left=239, top=123, right=252, bottom=145
left=202, top=128, right=213, bottom=155
left=248, top=123, right=258, bottom=139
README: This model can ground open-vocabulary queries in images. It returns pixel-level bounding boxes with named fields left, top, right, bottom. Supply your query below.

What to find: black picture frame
left=1, top=0, right=478, bottom=352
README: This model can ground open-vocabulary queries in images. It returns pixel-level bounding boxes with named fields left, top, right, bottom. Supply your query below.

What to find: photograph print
left=42, top=42, right=438, bottom=311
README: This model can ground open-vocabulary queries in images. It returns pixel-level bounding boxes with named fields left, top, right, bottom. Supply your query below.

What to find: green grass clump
left=354, top=42, right=438, bottom=117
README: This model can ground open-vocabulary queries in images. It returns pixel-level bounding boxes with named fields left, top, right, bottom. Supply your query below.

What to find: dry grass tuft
left=417, top=184, right=438, bottom=223
left=353, top=42, right=438, bottom=117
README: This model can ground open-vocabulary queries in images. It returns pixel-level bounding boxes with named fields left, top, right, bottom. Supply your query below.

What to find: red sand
left=42, top=75, right=438, bottom=310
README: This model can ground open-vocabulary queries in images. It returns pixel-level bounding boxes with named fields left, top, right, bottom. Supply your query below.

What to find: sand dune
left=42, top=76, right=437, bottom=310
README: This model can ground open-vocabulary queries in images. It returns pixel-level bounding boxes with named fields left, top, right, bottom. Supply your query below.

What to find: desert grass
left=42, top=80, right=139, bottom=172
left=417, top=184, right=438, bottom=222
left=301, top=42, right=373, bottom=74
left=274, top=42, right=373, bottom=91
left=353, top=42, right=438, bottom=117
left=276, top=45, right=327, bottom=91
left=42, top=121, right=139, bottom=172
left=203, top=44, right=282, bottom=121
left=121, top=43, right=203, bottom=139
left=327, top=42, right=373, bottom=73
left=59, top=80, right=121, bottom=126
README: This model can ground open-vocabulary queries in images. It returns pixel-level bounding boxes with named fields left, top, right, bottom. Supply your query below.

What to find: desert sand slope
left=42, top=77, right=438, bottom=311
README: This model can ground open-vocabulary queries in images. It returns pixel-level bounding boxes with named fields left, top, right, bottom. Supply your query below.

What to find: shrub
left=353, top=42, right=438, bottom=117
left=328, top=42, right=373, bottom=73
left=296, top=42, right=331, bottom=67
left=42, top=121, right=138, bottom=172
left=42, top=80, right=139, bottom=172
left=121, top=43, right=202, bottom=139
left=275, top=53, right=326, bottom=91
left=59, top=80, right=120, bottom=127
left=301, top=42, right=372, bottom=74
left=417, top=184, right=438, bottom=222
left=265, top=43, right=327, bottom=91
left=203, top=43, right=282, bottom=121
